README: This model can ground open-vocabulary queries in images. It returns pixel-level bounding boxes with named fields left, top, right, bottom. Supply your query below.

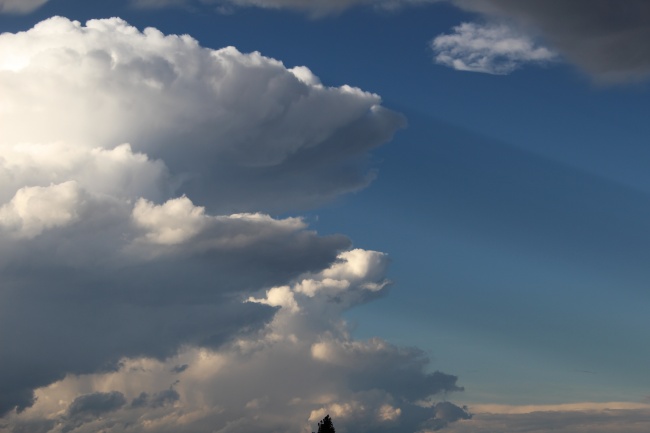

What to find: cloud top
left=0, top=16, right=404, bottom=213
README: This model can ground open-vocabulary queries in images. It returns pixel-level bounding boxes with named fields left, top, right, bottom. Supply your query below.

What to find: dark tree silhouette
left=315, top=415, right=335, bottom=433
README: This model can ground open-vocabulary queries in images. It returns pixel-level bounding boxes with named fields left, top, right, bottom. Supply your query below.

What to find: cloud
left=419, top=402, right=472, bottom=431
left=0, top=17, right=404, bottom=213
left=452, top=0, right=650, bottom=82
left=126, top=0, right=650, bottom=81
left=431, top=22, right=557, bottom=74
left=0, top=0, right=49, bottom=14
left=130, top=389, right=180, bottom=408
left=131, top=0, right=438, bottom=17
left=67, top=392, right=127, bottom=418
left=0, top=182, right=87, bottom=238
left=440, top=402, right=650, bottom=433
left=1, top=250, right=465, bottom=433
left=0, top=15, right=465, bottom=433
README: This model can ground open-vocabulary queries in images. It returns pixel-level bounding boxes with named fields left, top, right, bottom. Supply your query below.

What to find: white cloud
left=0, top=16, right=404, bottom=213
left=0, top=15, right=466, bottom=433
left=0, top=182, right=85, bottom=238
left=247, top=285, right=300, bottom=312
left=132, top=196, right=210, bottom=245
left=0, top=142, right=169, bottom=205
left=431, top=22, right=557, bottom=74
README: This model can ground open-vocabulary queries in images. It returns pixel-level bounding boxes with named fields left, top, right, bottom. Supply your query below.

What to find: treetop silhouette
left=314, top=414, right=335, bottom=433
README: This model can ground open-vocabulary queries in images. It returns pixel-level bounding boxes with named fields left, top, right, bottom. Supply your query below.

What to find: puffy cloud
left=0, top=0, right=49, bottom=14
left=131, top=0, right=439, bottom=16
left=0, top=142, right=169, bottom=205
left=0, top=250, right=464, bottom=433
left=452, top=0, right=650, bottom=82
left=0, top=182, right=86, bottom=238
left=431, top=22, right=557, bottom=74
left=0, top=15, right=409, bottom=419
left=0, top=14, right=465, bottom=433
left=0, top=16, right=404, bottom=214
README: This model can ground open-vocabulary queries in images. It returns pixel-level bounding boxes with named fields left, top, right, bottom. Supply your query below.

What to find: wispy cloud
left=441, top=402, right=650, bottom=433
left=431, top=22, right=558, bottom=75
left=131, top=0, right=440, bottom=17
left=469, top=402, right=650, bottom=414
left=0, top=0, right=49, bottom=14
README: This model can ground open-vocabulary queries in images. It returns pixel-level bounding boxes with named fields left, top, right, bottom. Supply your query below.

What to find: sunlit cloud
left=0, top=16, right=466, bottom=433
left=431, top=22, right=557, bottom=75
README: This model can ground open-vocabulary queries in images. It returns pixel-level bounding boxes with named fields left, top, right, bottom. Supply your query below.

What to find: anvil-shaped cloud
left=0, top=17, right=466, bottom=433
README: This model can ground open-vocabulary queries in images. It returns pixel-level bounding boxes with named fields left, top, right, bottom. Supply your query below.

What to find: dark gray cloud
left=130, top=389, right=180, bottom=408
left=5, top=419, right=55, bottom=433
left=422, top=402, right=472, bottom=430
left=454, top=0, right=650, bottom=82
left=170, top=364, right=189, bottom=373
left=60, top=392, right=128, bottom=433
left=67, top=392, right=127, bottom=418
left=0, top=264, right=277, bottom=416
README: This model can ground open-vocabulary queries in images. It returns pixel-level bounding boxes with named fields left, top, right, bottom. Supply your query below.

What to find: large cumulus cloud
left=0, top=15, right=465, bottom=433
left=0, top=16, right=404, bottom=213
left=1, top=249, right=465, bottom=433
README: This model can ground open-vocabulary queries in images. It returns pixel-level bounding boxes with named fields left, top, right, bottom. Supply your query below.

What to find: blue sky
left=1, top=1, right=650, bottom=432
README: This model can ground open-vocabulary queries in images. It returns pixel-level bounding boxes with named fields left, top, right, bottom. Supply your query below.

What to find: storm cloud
left=0, top=16, right=464, bottom=433
left=1, top=248, right=465, bottom=433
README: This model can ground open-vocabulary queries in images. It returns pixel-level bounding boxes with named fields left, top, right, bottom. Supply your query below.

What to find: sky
left=1, top=1, right=650, bottom=432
